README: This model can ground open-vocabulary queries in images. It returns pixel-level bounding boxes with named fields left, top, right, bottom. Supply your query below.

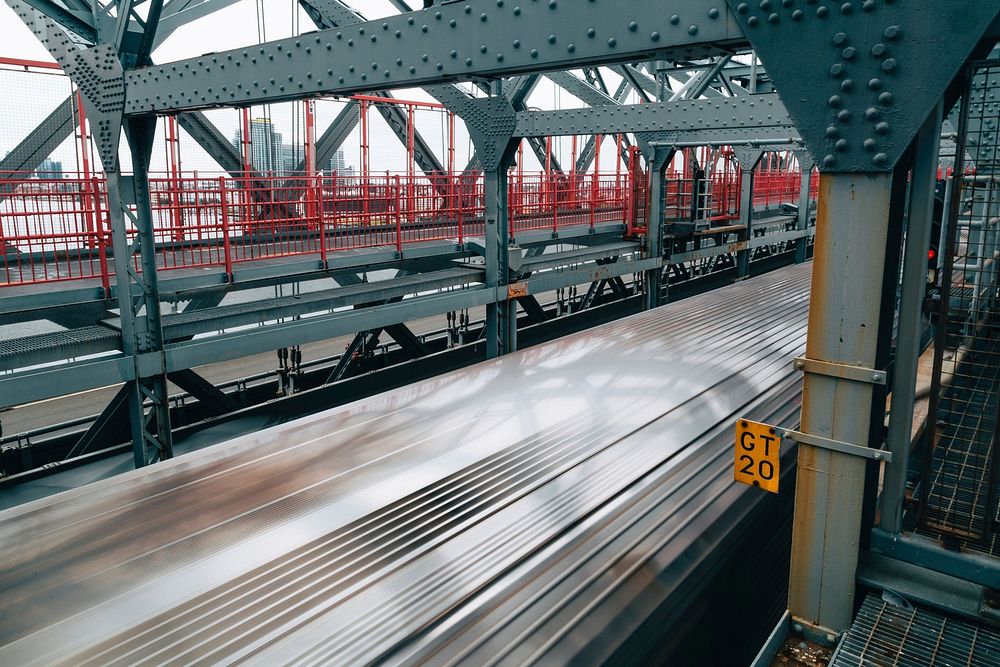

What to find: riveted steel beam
left=727, top=0, right=1000, bottom=171
left=122, top=2, right=746, bottom=115
left=513, top=92, right=796, bottom=138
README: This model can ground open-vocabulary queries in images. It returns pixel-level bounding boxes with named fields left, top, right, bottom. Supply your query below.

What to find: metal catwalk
left=0, top=263, right=812, bottom=666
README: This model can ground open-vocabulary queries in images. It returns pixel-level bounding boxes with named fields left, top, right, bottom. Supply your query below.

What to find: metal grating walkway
left=918, top=332, right=1000, bottom=547
left=832, top=594, right=1000, bottom=667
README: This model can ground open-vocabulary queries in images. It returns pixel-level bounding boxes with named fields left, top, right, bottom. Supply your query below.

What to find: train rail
left=0, top=262, right=812, bottom=665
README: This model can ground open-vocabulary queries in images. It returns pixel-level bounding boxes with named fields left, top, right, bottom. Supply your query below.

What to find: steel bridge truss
left=6, top=0, right=1000, bottom=652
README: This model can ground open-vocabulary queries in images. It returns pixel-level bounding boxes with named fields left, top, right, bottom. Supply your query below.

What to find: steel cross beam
left=512, top=92, right=797, bottom=139
left=122, top=2, right=745, bottom=115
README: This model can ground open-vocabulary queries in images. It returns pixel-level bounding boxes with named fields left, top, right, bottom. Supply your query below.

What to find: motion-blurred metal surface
left=0, top=263, right=812, bottom=666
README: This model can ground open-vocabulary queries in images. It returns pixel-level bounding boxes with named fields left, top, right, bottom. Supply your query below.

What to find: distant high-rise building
left=232, top=118, right=286, bottom=174
left=35, top=158, right=63, bottom=179
left=329, top=150, right=346, bottom=172
left=328, top=150, right=355, bottom=176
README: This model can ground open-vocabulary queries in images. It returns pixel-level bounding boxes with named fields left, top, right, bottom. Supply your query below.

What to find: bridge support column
left=643, top=145, right=673, bottom=310
left=107, top=117, right=174, bottom=466
left=786, top=172, right=894, bottom=636
left=483, top=161, right=517, bottom=358
left=452, top=83, right=519, bottom=359
left=733, top=148, right=764, bottom=279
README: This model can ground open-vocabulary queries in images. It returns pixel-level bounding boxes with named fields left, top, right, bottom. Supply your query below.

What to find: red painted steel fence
left=1, top=166, right=810, bottom=289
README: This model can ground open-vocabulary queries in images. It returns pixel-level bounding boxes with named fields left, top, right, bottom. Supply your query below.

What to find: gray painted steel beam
left=881, top=103, right=943, bottom=534
left=513, top=93, right=795, bottom=138
left=122, top=3, right=746, bottom=115
left=63, top=384, right=130, bottom=459
left=0, top=97, right=75, bottom=178
left=166, top=368, right=241, bottom=414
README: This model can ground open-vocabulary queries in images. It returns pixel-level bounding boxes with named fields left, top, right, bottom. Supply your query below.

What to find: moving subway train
left=0, top=263, right=812, bottom=666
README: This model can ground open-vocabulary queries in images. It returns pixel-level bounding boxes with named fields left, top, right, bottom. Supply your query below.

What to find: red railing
left=1, top=175, right=110, bottom=289
left=0, top=165, right=812, bottom=289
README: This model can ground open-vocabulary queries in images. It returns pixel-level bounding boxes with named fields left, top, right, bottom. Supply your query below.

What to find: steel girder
left=0, top=97, right=75, bottom=177
left=121, top=2, right=746, bottom=115
left=513, top=93, right=797, bottom=140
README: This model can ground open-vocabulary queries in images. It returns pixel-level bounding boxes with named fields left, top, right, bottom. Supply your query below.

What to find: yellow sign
left=734, top=419, right=780, bottom=494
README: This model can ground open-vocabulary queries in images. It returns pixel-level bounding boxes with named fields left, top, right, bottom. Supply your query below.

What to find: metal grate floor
left=916, top=331, right=1000, bottom=549
left=832, top=594, right=1000, bottom=667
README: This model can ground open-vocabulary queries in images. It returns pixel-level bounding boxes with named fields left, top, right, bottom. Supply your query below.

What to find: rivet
left=768, top=12, right=779, bottom=23
left=862, top=0, right=875, bottom=10
left=670, top=14, right=680, bottom=24
left=841, top=79, right=854, bottom=92
left=879, top=91, right=894, bottom=105
left=830, top=63, right=844, bottom=77
left=826, top=125, right=839, bottom=137
left=884, top=25, right=900, bottom=40
left=567, top=43, right=576, bottom=52
left=792, top=9, right=804, bottom=19
left=873, top=152, right=888, bottom=166
left=835, top=138, right=848, bottom=152
left=823, top=154, right=836, bottom=167
left=737, top=2, right=749, bottom=12
left=875, top=121, right=890, bottom=134
left=548, top=34, right=557, bottom=43
left=480, top=12, right=488, bottom=21
left=863, top=138, right=876, bottom=151
left=828, top=95, right=842, bottom=108
left=865, top=107, right=879, bottom=120
left=842, top=47, right=856, bottom=60
left=833, top=32, right=848, bottom=45
left=629, top=20, right=638, bottom=31
left=838, top=109, right=851, bottom=122
left=480, top=45, right=488, bottom=53
left=530, top=49, right=538, bottom=58
left=411, top=66, right=417, bottom=72
left=607, top=37, right=617, bottom=47
left=748, top=16, right=759, bottom=26
left=708, top=8, right=720, bottom=18
left=497, top=53, right=504, bottom=61
left=840, top=2, right=853, bottom=14
left=512, top=39, right=520, bottom=48
left=760, top=0, right=771, bottom=8
left=587, top=27, right=596, bottom=37
left=650, top=31, right=660, bottom=41
left=872, top=43, right=886, bottom=57
left=688, top=25, right=698, bottom=35
left=882, top=58, right=897, bottom=72
left=868, top=78, right=883, bottom=91
left=817, top=5, right=829, bottom=17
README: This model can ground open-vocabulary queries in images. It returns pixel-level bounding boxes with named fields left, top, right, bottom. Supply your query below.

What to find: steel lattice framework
left=5, top=0, right=1000, bottom=649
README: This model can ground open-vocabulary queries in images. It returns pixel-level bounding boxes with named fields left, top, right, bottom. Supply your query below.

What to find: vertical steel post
left=881, top=103, right=944, bottom=534
left=788, top=172, right=896, bottom=635
left=76, top=92, right=96, bottom=249
left=105, top=117, right=174, bottom=467
left=795, top=159, right=814, bottom=264
left=219, top=175, right=234, bottom=277
left=484, top=166, right=514, bottom=358
left=643, top=146, right=672, bottom=310
left=735, top=151, right=763, bottom=279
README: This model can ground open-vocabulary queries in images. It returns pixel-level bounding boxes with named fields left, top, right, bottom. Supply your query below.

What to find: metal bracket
left=781, top=428, right=892, bottom=463
left=793, top=356, right=887, bottom=385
